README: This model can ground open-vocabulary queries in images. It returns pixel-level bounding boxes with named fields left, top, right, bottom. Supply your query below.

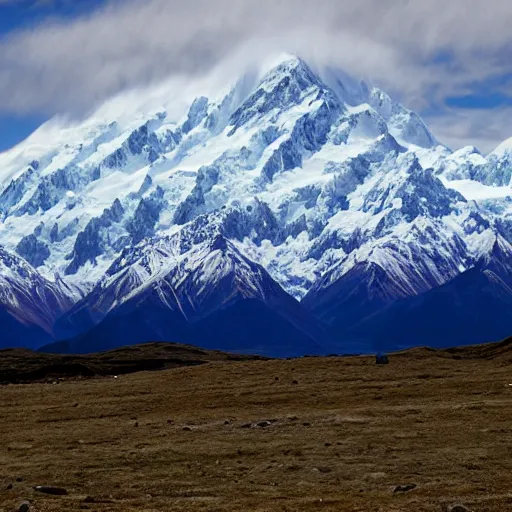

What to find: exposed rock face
left=66, top=199, right=125, bottom=275
left=127, top=187, right=166, bottom=244
left=16, top=234, right=51, bottom=268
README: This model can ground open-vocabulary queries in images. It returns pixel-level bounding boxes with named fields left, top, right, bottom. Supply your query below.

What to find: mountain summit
left=0, top=55, right=511, bottom=355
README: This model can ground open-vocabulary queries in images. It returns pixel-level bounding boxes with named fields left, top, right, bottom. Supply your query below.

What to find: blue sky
left=0, top=0, right=102, bottom=33
left=0, top=0, right=108, bottom=151
left=0, top=1, right=51, bottom=151
left=1, top=0, right=512, bottom=154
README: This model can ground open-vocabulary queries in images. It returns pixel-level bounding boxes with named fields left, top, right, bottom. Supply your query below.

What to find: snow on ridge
left=0, top=54, right=510, bottom=319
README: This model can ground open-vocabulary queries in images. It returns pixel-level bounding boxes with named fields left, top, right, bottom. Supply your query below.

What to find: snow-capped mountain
left=327, top=234, right=512, bottom=352
left=54, top=235, right=327, bottom=356
left=0, top=54, right=511, bottom=355
left=0, top=246, right=75, bottom=348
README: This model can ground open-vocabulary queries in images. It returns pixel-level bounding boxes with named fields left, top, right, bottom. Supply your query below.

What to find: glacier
left=1, top=54, right=512, bottom=356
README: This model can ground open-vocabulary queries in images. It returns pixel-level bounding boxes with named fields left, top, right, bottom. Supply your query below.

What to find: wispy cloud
left=1, top=0, right=512, bottom=151
left=426, top=107, right=512, bottom=154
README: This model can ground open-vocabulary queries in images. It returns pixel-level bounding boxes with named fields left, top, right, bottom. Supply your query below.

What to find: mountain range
left=1, top=54, right=511, bottom=356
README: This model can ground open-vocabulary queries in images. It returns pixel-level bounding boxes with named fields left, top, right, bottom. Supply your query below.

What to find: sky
left=1, top=0, right=512, bottom=154
left=0, top=0, right=109, bottom=149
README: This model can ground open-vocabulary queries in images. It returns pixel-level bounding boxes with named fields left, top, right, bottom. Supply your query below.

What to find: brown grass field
left=1, top=340, right=512, bottom=511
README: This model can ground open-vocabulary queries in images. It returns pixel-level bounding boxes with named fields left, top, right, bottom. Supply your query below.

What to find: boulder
left=376, top=353, right=390, bottom=365
left=393, top=483, right=417, bottom=493
left=34, top=486, right=68, bottom=496
left=446, top=505, right=472, bottom=512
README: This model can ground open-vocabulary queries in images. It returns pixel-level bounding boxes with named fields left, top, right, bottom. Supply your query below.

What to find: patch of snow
left=441, top=177, right=512, bottom=201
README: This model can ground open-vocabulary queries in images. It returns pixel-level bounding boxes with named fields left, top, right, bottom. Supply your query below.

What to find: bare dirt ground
left=1, top=341, right=511, bottom=511
left=0, top=343, right=264, bottom=384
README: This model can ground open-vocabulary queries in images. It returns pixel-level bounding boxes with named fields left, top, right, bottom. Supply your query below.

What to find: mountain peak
left=490, top=136, right=512, bottom=157
left=260, top=53, right=305, bottom=71
left=484, top=234, right=512, bottom=266
left=209, top=234, right=229, bottom=252
left=228, top=53, right=331, bottom=133
left=257, top=53, right=321, bottom=92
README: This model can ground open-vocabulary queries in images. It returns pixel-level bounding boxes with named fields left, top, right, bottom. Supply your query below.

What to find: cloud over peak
left=1, top=0, right=512, bottom=152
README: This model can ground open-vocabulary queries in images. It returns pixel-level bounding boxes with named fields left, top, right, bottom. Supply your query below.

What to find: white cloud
left=1, top=0, right=512, bottom=150
left=426, top=107, right=512, bottom=155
